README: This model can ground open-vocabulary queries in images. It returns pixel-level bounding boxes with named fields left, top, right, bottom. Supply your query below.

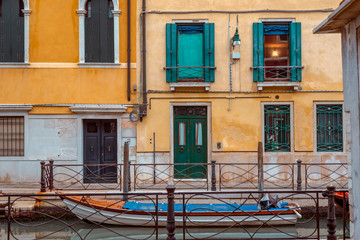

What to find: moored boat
left=334, top=191, right=349, bottom=212
left=59, top=194, right=302, bottom=227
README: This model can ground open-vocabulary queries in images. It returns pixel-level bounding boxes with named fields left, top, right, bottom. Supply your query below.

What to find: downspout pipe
left=127, top=0, right=131, bottom=101
left=142, top=0, right=147, bottom=106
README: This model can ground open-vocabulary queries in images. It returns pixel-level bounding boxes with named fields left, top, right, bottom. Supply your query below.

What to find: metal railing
left=40, top=160, right=348, bottom=193
left=304, top=163, right=348, bottom=190
left=251, top=66, right=303, bottom=81
left=164, top=66, right=216, bottom=80
left=218, top=162, right=295, bottom=190
left=132, top=163, right=210, bottom=190
left=41, top=161, right=123, bottom=192
left=1, top=186, right=350, bottom=239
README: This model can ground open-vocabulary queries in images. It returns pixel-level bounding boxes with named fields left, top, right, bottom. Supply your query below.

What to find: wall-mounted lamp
left=272, top=49, right=278, bottom=57
left=232, top=27, right=241, bottom=60
left=232, top=27, right=241, bottom=48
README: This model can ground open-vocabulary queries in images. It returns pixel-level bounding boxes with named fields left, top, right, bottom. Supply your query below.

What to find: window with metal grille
left=316, top=104, right=343, bottom=152
left=0, top=116, right=24, bottom=156
left=264, top=105, right=291, bottom=152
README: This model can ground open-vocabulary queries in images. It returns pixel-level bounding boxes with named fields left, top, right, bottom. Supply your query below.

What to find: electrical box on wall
left=232, top=52, right=240, bottom=60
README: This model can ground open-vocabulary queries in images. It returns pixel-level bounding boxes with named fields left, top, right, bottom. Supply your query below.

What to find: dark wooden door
left=174, top=107, right=207, bottom=179
left=84, top=119, right=117, bottom=183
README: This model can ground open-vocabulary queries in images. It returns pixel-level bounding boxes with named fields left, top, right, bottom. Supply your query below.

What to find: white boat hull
left=63, top=198, right=300, bottom=227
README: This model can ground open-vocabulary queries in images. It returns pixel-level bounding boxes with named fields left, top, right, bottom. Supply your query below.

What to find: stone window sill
left=170, top=82, right=211, bottom=91
left=257, top=82, right=300, bottom=91
left=0, top=63, right=30, bottom=68
left=78, top=63, right=121, bottom=68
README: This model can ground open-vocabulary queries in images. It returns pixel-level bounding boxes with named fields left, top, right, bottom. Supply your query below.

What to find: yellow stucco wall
left=136, top=0, right=345, bottom=156
left=0, top=0, right=137, bottom=107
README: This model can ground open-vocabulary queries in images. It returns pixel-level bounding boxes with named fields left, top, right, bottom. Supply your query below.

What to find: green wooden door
left=174, top=107, right=207, bottom=179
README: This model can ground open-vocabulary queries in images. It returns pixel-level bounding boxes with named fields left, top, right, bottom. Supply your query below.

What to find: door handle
left=108, top=146, right=111, bottom=152
left=180, top=146, right=184, bottom=152
left=90, top=146, right=94, bottom=152
left=197, top=146, right=201, bottom=153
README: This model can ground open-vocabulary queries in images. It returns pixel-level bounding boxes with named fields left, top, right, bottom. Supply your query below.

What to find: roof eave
left=314, top=0, right=360, bottom=34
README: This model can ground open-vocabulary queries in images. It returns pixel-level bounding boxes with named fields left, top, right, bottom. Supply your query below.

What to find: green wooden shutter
left=290, top=22, right=301, bottom=82
left=204, top=23, right=215, bottom=82
left=166, top=23, right=177, bottom=83
left=253, top=23, right=264, bottom=82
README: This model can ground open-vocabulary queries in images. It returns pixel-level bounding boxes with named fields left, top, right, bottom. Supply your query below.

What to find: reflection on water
left=0, top=218, right=349, bottom=240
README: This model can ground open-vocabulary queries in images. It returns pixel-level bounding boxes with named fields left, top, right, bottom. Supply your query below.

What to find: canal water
left=0, top=218, right=349, bottom=240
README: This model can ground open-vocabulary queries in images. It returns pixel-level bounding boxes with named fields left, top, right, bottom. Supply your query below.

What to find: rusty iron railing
left=132, top=162, right=210, bottom=190
left=218, top=162, right=296, bottom=190
left=2, top=187, right=349, bottom=239
left=304, top=163, right=348, bottom=190
left=40, top=161, right=348, bottom=193
left=41, top=161, right=123, bottom=192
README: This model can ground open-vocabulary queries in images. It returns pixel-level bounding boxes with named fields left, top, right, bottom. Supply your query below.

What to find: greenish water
left=0, top=218, right=349, bottom=240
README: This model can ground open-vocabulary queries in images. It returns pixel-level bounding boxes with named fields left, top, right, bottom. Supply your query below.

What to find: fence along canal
left=0, top=186, right=350, bottom=239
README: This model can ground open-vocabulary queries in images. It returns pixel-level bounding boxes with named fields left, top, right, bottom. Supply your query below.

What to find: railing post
left=49, top=160, right=54, bottom=192
left=258, top=142, right=264, bottom=192
left=40, top=161, right=46, bottom=192
left=211, top=160, right=216, bottom=191
left=123, top=141, right=129, bottom=201
left=166, top=185, right=176, bottom=240
left=128, top=161, right=132, bottom=191
left=297, top=159, right=302, bottom=190
left=323, top=185, right=337, bottom=240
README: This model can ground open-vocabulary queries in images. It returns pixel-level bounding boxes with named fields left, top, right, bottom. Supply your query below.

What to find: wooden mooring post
left=258, top=142, right=264, bottom=192
left=123, top=141, right=130, bottom=201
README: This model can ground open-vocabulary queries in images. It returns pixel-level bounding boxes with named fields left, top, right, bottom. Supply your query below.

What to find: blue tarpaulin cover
left=123, top=201, right=289, bottom=212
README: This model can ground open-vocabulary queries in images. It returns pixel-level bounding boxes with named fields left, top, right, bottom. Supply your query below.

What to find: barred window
left=316, top=104, right=343, bottom=152
left=264, top=105, right=291, bottom=152
left=0, top=116, right=24, bottom=156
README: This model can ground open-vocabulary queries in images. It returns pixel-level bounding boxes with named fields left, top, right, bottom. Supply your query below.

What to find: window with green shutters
left=0, top=0, right=24, bottom=62
left=253, top=22, right=301, bottom=82
left=166, top=23, right=215, bottom=83
left=264, top=105, right=291, bottom=152
left=316, top=104, right=343, bottom=152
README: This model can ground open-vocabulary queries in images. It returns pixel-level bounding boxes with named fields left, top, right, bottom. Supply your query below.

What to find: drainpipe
left=228, top=15, right=232, bottom=111
left=142, top=0, right=147, bottom=104
left=141, top=0, right=147, bottom=115
left=127, top=0, right=131, bottom=101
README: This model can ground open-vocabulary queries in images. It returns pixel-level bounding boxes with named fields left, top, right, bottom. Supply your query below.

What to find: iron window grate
left=264, top=105, right=291, bottom=152
left=316, top=105, right=343, bottom=152
left=0, top=116, right=24, bottom=156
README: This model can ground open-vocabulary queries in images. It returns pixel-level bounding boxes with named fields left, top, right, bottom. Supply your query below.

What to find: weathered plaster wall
left=136, top=0, right=344, bottom=157
left=0, top=0, right=137, bottom=105
left=0, top=114, right=136, bottom=183
left=340, top=15, right=360, bottom=239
